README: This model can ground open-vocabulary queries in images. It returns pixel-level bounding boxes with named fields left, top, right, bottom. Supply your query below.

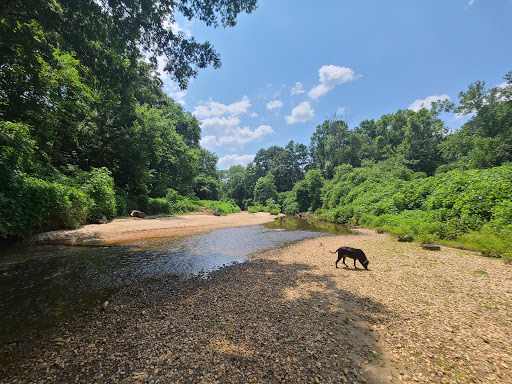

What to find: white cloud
left=200, top=136, right=220, bottom=151
left=291, top=82, right=305, bottom=95
left=285, top=102, right=315, bottom=124
left=193, top=96, right=251, bottom=119
left=194, top=96, right=270, bottom=152
left=336, top=107, right=346, bottom=116
left=467, top=0, right=476, bottom=6
left=217, top=154, right=255, bottom=169
left=200, top=116, right=241, bottom=135
left=200, top=125, right=274, bottom=152
left=266, top=100, right=284, bottom=111
left=408, top=94, right=451, bottom=112
left=163, top=82, right=187, bottom=105
left=309, top=65, right=360, bottom=99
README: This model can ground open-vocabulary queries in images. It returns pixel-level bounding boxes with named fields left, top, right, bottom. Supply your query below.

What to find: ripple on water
left=0, top=217, right=352, bottom=346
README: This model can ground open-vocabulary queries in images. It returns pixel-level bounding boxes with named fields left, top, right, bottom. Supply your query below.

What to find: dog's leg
left=342, top=255, right=349, bottom=268
left=354, top=258, right=358, bottom=269
left=335, top=252, right=342, bottom=268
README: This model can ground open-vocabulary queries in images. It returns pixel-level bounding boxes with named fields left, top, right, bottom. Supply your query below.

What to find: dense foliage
left=221, top=72, right=512, bottom=259
left=0, top=0, right=255, bottom=239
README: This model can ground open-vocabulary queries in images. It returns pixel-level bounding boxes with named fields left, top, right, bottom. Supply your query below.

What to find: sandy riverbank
left=3, top=224, right=512, bottom=383
left=31, top=211, right=281, bottom=245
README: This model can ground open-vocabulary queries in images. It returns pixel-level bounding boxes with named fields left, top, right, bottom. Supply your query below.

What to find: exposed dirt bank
left=30, top=211, right=281, bottom=245
left=2, top=228, right=511, bottom=383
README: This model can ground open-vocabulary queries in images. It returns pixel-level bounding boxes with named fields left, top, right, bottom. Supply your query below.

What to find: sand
left=4, top=213, right=511, bottom=383
left=31, top=211, right=281, bottom=245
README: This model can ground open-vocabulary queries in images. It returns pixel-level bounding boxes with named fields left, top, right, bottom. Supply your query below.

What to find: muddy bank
left=2, top=229, right=511, bottom=383
left=30, top=211, right=281, bottom=245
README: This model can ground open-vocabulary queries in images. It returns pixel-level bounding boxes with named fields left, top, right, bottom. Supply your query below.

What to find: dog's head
left=362, top=258, right=369, bottom=270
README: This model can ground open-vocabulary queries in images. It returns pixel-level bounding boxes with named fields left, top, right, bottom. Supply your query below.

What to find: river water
left=0, top=216, right=351, bottom=347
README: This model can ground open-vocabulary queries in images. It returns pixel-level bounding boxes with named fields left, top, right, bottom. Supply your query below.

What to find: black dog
left=330, top=246, right=369, bottom=270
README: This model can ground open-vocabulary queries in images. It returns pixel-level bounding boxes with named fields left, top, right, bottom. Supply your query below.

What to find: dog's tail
left=329, top=250, right=338, bottom=254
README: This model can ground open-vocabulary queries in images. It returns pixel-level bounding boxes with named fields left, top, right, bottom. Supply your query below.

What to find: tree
left=398, top=108, right=446, bottom=175
left=253, top=173, right=278, bottom=205
left=1, top=0, right=258, bottom=89
left=305, top=169, right=324, bottom=211
left=439, top=71, right=512, bottom=169
left=192, top=148, right=220, bottom=200
left=220, top=165, right=247, bottom=207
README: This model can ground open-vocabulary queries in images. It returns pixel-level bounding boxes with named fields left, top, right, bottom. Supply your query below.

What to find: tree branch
left=0, top=0, right=19, bottom=22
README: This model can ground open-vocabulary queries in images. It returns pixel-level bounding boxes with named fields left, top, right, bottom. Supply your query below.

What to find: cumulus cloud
left=200, top=116, right=241, bottom=135
left=217, top=154, right=256, bottom=169
left=194, top=96, right=269, bottom=152
left=200, top=125, right=274, bottom=152
left=408, top=94, right=451, bottom=112
left=291, top=82, right=305, bottom=95
left=309, top=65, right=360, bottom=99
left=266, top=100, right=284, bottom=111
left=200, top=136, right=220, bottom=151
left=193, top=96, right=251, bottom=119
left=285, top=102, right=315, bottom=124
left=336, top=107, right=346, bottom=116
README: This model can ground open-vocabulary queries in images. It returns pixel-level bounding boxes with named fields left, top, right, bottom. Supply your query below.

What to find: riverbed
left=2, top=217, right=511, bottom=384
left=0, top=216, right=351, bottom=349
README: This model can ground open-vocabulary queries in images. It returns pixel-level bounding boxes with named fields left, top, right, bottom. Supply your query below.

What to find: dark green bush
left=0, top=175, right=92, bottom=239
left=148, top=198, right=172, bottom=215
left=78, top=168, right=116, bottom=220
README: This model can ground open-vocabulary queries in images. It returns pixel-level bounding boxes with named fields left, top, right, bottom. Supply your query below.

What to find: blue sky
left=161, top=0, right=512, bottom=169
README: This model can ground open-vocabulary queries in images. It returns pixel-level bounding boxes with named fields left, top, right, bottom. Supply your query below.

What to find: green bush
left=148, top=198, right=172, bottom=215
left=0, top=175, right=92, bottom=239
left=78, top=168, right=116, bottom=220
left=164, top=189, right=199, bottom=214
left=247, top=199, right=281, bottom=215
left=248, top=203, right=265, bottom=213
left=265, top=198, right=281, bottom=215
left=200, top=200, right=241, bottom=216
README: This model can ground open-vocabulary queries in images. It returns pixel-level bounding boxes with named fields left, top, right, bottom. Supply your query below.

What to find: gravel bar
left=2, top=229, right=511, bottom=383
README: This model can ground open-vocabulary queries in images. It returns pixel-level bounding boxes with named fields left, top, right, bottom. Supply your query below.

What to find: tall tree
left=439, top=71, right=512, bottom=169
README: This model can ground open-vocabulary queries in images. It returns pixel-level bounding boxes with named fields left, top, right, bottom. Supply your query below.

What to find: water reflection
left=0, top=218, right=351, bottom=346
left=264, top=215, right=353, bottom=235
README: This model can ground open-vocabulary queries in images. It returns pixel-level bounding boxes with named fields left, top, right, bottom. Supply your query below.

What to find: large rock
left=130, top=210, right=146, bottom=218
left=92, top=215, right=108, bottom=224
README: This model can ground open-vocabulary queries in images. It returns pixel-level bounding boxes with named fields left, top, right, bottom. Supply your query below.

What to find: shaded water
left=0, top=217, right=352, bottom=347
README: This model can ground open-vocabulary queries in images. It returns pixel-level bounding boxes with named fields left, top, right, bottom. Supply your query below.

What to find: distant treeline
left=220, top=72, right=512, bottom=259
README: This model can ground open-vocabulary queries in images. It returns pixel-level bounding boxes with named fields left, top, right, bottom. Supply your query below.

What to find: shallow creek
left=0, top=216, right=351, bottom=347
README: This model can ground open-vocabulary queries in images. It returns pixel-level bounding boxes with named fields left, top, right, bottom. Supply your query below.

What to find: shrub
left=148, top=198, right=172, bottom=215
left=248, top=203, right=265, bottom=213
left=199, top=200, right=241, bottom=216
left=0, top=175, right=92, bottom=239
left=265, top=198, right=281, bottom=215
left=78, top=168, right=116, bottom=220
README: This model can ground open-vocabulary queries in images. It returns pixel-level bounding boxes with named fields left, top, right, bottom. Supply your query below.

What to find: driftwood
left=420, top=244, right=441, bottom=251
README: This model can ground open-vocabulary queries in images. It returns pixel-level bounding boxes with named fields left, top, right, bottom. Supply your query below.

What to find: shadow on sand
left=1, top=258, right=397, bottom=383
